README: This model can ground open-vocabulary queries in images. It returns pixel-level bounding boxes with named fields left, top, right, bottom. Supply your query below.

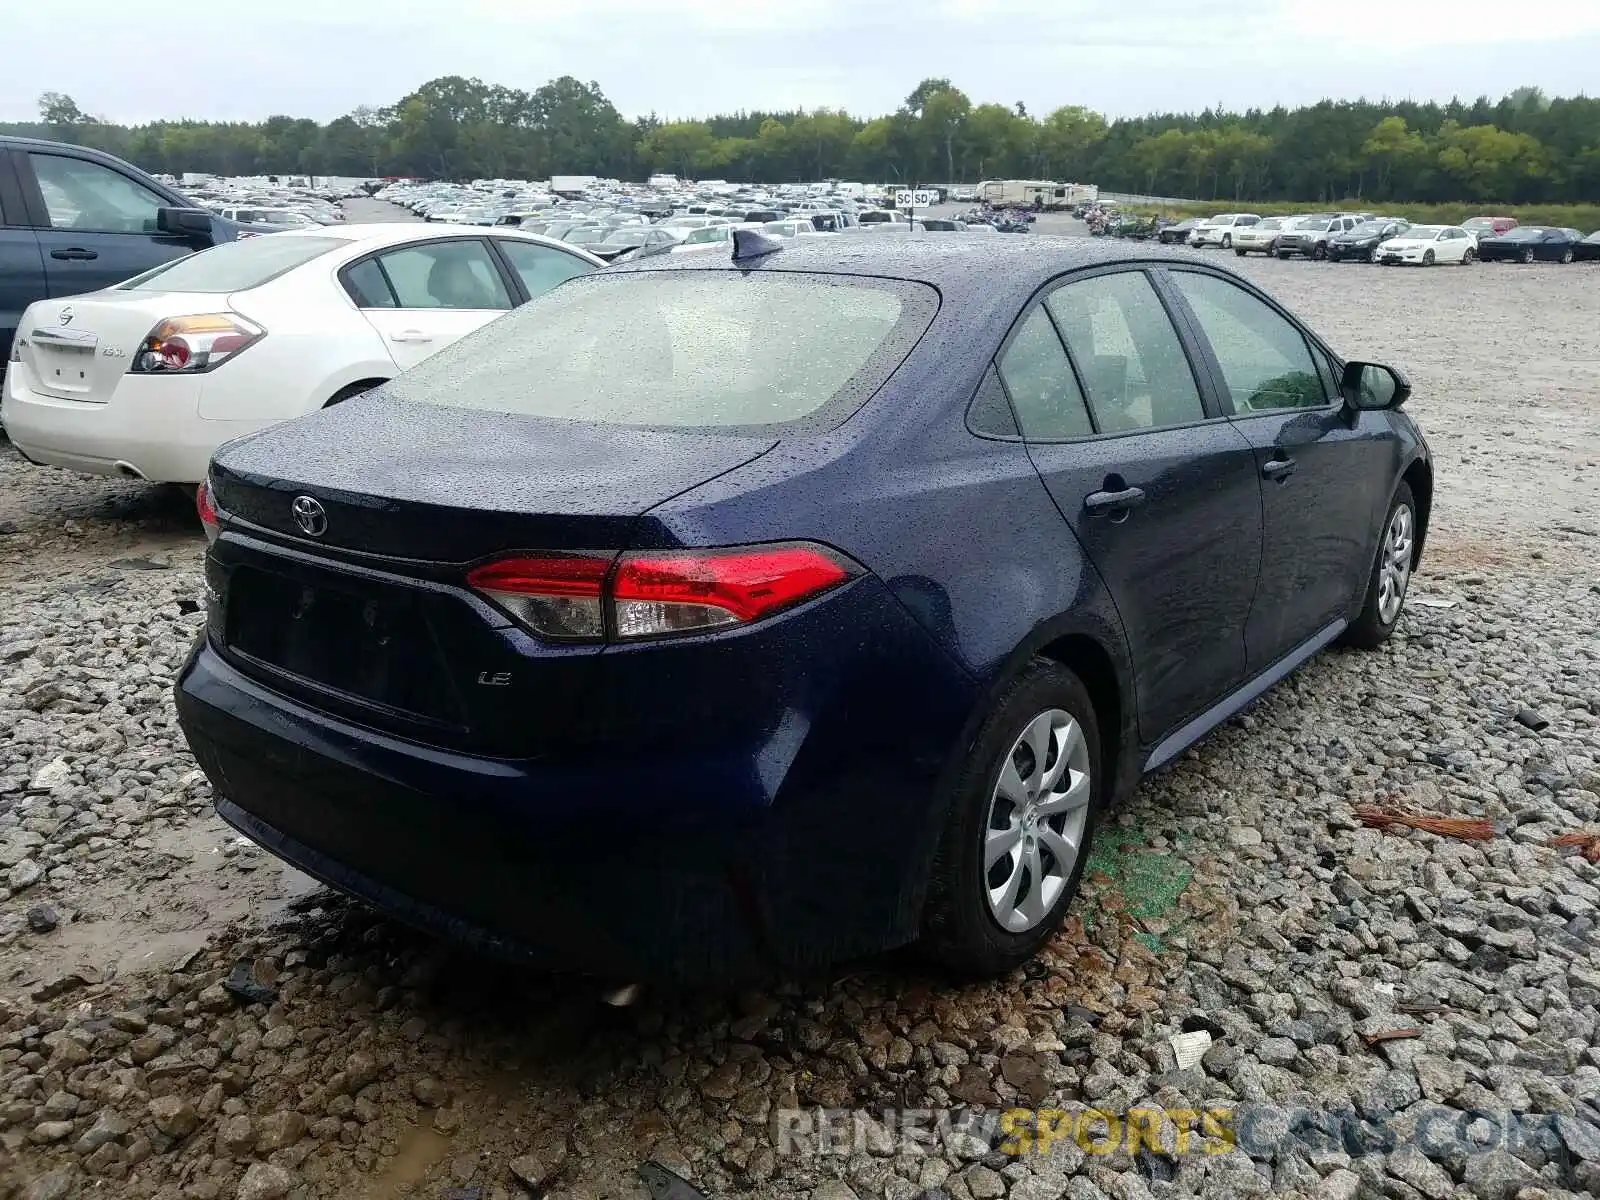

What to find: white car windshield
left=1404, top=226, right=1444, bottom=239
left=116, top=236, right=346, bottom=292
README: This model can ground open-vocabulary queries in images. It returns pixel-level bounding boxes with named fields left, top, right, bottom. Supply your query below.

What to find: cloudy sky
left=3, top=0, right=1597, bottom=124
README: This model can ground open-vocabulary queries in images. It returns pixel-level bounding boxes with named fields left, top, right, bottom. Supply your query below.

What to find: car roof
left=261, top=222, right=605, bottom=263
left=610, top=235, right=1247, bottom=332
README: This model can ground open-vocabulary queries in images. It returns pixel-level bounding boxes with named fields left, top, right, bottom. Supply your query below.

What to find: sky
left=3, top=0, right=1597, bottom=125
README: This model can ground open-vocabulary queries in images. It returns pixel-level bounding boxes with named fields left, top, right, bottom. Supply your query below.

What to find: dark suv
left=1, top=136, right=253, bottom=370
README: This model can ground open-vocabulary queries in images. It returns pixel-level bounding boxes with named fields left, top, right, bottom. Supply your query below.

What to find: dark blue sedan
left=176, top=234, right=1432, bottom=983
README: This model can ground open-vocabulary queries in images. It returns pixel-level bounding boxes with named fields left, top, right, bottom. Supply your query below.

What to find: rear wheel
left=1235, top=248, right=1247, bottom=257
left=1342, top=482, right=1416, bottom=650
left=1461, top=248, right=1476, bottom=265
left=1367, top=247, right=1377, bottom=263
left=920, top=660, right=1102, bottom=975
left=1561, top=249, right=1574, bottom=264
left=1522, top=248, right=1535, bottom=264
left=1313, top=243, right=1327, bottom=261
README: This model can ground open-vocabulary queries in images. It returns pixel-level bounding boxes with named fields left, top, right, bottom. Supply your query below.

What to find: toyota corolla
left=175, top=234, right=1431, bottom=983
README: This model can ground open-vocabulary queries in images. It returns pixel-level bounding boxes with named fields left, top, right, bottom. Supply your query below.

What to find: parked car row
left=1180, top=209, right=1599, bottom=266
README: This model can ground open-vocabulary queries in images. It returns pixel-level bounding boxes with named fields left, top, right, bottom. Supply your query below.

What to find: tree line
left=8, top=78, right=1599, bottom=206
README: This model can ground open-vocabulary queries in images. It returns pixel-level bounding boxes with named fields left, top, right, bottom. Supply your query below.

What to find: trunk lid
left=18, top=290, right=215, bottom=402
left=205, top=398, right=777, bottom=752
left=209, top=396, right=777, bottom=561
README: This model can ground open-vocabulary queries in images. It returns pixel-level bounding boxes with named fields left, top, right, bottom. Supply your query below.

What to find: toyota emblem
left=291, top=495, right=328, bottom=537
left=58, top=306, right=74, bottom=326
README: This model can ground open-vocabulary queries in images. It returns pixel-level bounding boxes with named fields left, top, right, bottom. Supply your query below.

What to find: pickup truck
left=1, top=136, right=253, bottom=375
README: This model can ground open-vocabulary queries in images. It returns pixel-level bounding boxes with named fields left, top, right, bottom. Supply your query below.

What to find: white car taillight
left=133, top=314, right=264, bottom=375
left=465, top=543, right=856, bottom=643
left=196, top=479, right=220, bottom=543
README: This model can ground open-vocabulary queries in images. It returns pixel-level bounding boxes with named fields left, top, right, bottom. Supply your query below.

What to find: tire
left=1235, top=248, right=1247, bottom=257
left=1367, top=248, right=1377, bottom=263
left=1522, top=249, right=1535, bottom=264
left=919, top=659, right=1103, bottom=976
left=1221, top=234, right=1232, bottom=249
left=1461, top=248, right=1476, bottom=265
left=1423, top=250, right=1435, bottom=266
left=1276, top=250, right=1291, bottom=260
left=1313, top=243, right=1326, bottom=261
left=1341, top=482, right=1417, bottom=650
left=324, top=380, right=383, bottom=407
left=1561, top=249, right=1574, bottom=264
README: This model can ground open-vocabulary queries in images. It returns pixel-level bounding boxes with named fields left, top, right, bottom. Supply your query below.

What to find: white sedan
left=3, top=224, right=602, bottom=484
left=1375, top=224, right=1477, bottom=266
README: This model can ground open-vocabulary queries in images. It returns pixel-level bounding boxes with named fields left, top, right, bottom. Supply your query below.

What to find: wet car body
left=176, top=237, right=1432, bottom=983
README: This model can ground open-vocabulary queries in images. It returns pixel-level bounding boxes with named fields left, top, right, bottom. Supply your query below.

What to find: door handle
left=50, top=247, right=99, bottom=261
left=1083, top=486, right=1147, bottom=516
left=388, top=330, right=433, bottom=344
left=1261, top=456, right=1297, bottom=481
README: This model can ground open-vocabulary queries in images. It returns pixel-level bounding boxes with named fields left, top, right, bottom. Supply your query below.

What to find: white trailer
left=549, top=175, right=598, bottom=196
left=976, top=180, right=1096, bottom=210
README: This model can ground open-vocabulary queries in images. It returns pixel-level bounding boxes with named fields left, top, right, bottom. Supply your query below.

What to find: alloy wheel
left=1377, top=503, right=1414, bottom=625
left=983, top=709, right=1092, bottom=933
left=1462, top=248, right=1475, bottom=265
left=1523, top=249, right=1535, bottom=264
left=1562, top=250, right=1574, bottom=264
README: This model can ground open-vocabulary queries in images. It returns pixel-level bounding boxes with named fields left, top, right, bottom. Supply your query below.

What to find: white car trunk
left=18, top=292, right=223, bottom=405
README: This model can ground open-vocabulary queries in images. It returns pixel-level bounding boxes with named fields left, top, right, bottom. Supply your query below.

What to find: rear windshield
left=118, top=236, right=345, bottom=292
left=384, top=270, right=938, bottom=432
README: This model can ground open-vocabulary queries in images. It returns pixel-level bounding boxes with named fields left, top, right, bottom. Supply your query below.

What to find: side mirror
left=1341, top=361, right=1411, bottom=411
left=157, top=207, right=214, bottom=237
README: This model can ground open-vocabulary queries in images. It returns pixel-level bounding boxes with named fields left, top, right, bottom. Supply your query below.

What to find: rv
left=976, top=180, right=1097, bottom=210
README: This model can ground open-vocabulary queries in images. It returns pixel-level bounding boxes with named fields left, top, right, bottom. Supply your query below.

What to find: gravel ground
left=1, top=232, right=1598, bottom=1200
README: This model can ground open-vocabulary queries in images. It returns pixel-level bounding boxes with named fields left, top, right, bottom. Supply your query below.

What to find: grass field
left=1136, top=199, right=1600, bottom=231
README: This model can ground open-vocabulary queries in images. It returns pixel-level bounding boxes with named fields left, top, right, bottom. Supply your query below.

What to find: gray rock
left=1461, top=1149, right=1538, bottom=1200
left=235, top=1162, right=292, bottom=1200
left=148, top=1094, right=199, bottom=1138
left=809, top=1183, right=861, bottom=1200
left=1314, top=1169, right=1359, bottom=1200
left=21, top=1168, right=77, bottom=1200
left=8, top=858, right=43, bottom=892
left=26, top=903, right=59, bottom=933
left=1386, top=1144, right=1453, bottom=1200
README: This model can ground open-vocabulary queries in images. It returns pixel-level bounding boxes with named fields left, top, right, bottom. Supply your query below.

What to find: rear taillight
left=133, top=314, right=264, bottom=375
left=196, top=479, right=219, bottom=542
left=466, top=543, right=855, bottom=643
left=465, top=554, right=610, bottom=642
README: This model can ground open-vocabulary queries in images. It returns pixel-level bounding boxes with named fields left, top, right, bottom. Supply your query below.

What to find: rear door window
left=1044, top=271, right=1206, bottom=433
left=996, top=306, right=1093, bottom=440
left=28, top=153, right=166, bottom=234
left=372, top=240, right=512, bottom=310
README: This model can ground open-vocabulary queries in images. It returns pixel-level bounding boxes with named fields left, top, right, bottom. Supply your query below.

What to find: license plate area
left=225, top=566, right=463, bottom=726
left=29, top=328, right=100, bottom=397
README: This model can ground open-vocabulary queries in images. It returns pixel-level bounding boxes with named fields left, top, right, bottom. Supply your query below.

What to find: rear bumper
left=1, top=366, right=266, bottom=484
left=175, top=584, right=981, bottom=982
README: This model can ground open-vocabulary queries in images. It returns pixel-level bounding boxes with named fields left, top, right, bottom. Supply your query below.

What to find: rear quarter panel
left=199, top=267, right=393, bottom=420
